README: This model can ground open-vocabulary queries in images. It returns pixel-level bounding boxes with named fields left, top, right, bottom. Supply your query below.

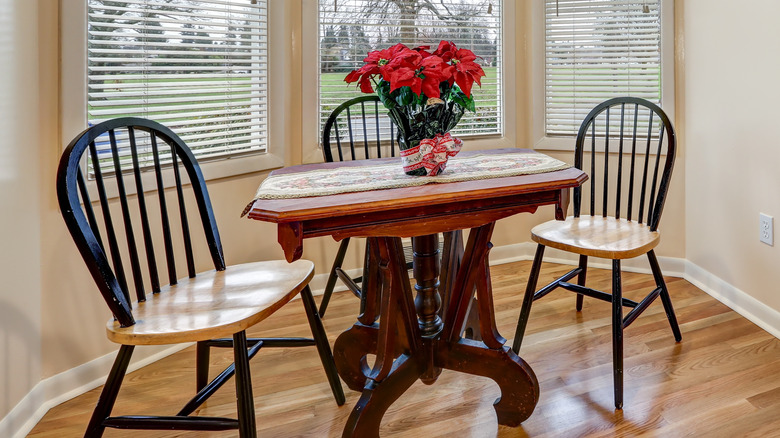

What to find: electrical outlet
left=760, top=213, right=773, bottom=246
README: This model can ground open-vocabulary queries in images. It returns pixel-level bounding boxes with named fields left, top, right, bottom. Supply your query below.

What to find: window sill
left=533, top=136, right=576, bottom=152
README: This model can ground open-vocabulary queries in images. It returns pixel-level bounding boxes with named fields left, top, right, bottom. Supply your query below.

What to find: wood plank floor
left=29, top=261, right=780, bottom=437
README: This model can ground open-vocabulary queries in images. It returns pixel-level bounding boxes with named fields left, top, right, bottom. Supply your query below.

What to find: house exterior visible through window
left=86, top=0, right=268, bottom=175
left=318, top=0, right=503, bottom=143
left=545, top=0, right=663, bottom=137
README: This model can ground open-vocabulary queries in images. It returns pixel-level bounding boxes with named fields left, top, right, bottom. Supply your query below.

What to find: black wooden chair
left=511, top=97, right=682, bottom=409
left=57, top=117, right=344, bottom=437
left=318, top=95, right=410, bottom=316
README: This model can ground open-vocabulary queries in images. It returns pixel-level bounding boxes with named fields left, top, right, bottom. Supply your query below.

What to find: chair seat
left=107, top=260, right=314, bottom=345
left=531, top=216, right=660, bottom=260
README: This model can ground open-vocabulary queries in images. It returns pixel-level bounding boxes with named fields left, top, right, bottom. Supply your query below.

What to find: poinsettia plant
left=345, top=41, right=486, bottom=175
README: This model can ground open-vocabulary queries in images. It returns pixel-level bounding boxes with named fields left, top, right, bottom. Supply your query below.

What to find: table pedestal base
left=333, top=223, right=539, bottom=437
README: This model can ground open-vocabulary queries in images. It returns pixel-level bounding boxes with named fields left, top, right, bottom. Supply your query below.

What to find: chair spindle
left=603, top=107, right=610, bottom=217
left=150, top=133, right=178, bottom=285
left=171, top=145, right=196, bottom=278
left=128, top=127, right=161, bottom=294
left=76, top=167, right=103, bottom=249
left=647, top=124, right=665, bottom=229
left=390, top=120, right=396, bottom=157
left=346, top=107, right=356, bottom=160
left=615, top=103, right=625, bottom=220
left=627, top=103, right=640, bottom=221
left=374, top=100, right=381, bottom=158
left=334, top=122, right=344, bottom=162
left=109, top=129, right=146, bottom=302
left=638, top=111, right=654, bottom=225
left=89, top=139, right=131, bottom=303
left=360, top=102, right=369, bottom=159
left=590, top=121, right=596, bottom=216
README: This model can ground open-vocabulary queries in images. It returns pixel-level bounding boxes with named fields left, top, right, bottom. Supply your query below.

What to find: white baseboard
left=683, top=261, right=780, bottom=340
left=1, top=343, right=189, bottom=438
left=2, top=243, right=777, bottom=437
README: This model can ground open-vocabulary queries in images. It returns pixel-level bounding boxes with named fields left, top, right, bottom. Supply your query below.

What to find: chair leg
left=647, top=250, right=682, bottom=342
left=611, top=259, right=624, bottom=410
left=233, top=330, right=257, bottom=438
left=319, top=237, right=351, bottom=317
left=576, top=254, right=588, bottom=311
left=196, top=341, right=210, bottom=392
left=85, top=345, right=135, bottom=438
left=301, top=285, right=346, bottom=406
left=512, top=244, right=545, bottom=354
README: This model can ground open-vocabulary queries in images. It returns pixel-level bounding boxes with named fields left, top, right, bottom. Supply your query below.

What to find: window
left=317, top=0, right=503, bottom=143
left=544, top=0, right=667, bottom=137
left=84, top=0, right=268, bottom=175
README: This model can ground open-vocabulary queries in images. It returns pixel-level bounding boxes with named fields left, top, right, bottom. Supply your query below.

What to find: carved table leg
left=413, top=234, right=442, bottom=337
left=439, top=230, right=463, bottom=324
left=334, top=323, right=378, bottom=392
left=335, top=225, right=539, bottom=437
left=342, top=354, right=421, bottom=438
left=434, top=339, right=539, bottom=426
left=340, top=237, right=424, bottom=437
left=438, top=222, right=540, bottom=425
left=334, top=237, right=384, bottom=392
left=412, top=234, right=444, bottom=383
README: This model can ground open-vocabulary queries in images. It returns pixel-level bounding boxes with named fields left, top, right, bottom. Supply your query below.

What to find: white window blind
left=318, top=0, right=503, bottom=143
left=87, top=0, right=268, bottom=174
left=546, top=0, right=662, bottom=136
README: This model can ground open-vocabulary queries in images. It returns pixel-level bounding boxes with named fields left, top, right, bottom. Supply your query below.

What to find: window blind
left=318, top=0, right=503, bottom=144
left=545, top=0, right=662, bottom=137
left=87, top=0, right=267, bottom=175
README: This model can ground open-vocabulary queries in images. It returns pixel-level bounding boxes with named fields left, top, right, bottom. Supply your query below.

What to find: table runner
left=252, top=151, right=570, bottom=200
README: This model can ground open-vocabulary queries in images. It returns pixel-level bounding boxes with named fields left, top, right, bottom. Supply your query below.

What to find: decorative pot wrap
left=386, top=99, right=467, bottom=176
left=400, top=133, right=463, bottom=176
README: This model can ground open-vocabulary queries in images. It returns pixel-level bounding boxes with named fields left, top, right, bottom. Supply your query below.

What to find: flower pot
left=389, top=101, right=466, bottom=176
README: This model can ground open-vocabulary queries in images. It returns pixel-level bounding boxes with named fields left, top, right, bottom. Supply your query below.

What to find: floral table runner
left=252, top=151, right=570, bottom=200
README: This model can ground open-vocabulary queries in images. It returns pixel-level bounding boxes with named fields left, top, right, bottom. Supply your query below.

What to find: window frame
left=61, top=0, right=287, bottom=199
left=300, top=0, right=518, bottom=164
left=531, top=0, right=675, bottom=152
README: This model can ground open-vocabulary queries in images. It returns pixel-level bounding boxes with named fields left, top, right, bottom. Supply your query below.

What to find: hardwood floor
left=29, top=261, right=780, bottom=437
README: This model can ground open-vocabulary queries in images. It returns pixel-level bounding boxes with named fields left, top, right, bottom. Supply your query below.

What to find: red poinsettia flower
left=432, top=40, right=457, bottom=63
left=387, top=66, right=421, bottom=95
left=345, top=43, right=413, bottom=93
left=346, top=40, right=486, bottom=101
left=450, top=48, right=485, bottom=97
left=386, top=55, right=453, bottom=99
left=419, top=56, right=454, bottom=97
left=412, top=45, right=433, bottom=58
left=380, top=48, right=421, bottom=81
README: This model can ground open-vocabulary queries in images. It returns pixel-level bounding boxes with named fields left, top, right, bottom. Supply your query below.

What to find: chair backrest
left=57, top=117, right=225, bottom=328
left=322, top=95, right=398, bottom=162
left=573, top=97, right=676, bottom=232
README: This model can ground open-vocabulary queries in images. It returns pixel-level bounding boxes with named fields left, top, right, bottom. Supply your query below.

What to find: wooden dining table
left=245, top=148, right=587, bottom=437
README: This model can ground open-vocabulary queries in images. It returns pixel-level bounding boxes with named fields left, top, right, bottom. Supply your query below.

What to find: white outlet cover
left=760, top=213, right=773, bottom=246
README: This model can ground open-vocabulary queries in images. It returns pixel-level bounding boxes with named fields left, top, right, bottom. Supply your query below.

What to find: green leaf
left=376, top=80, right=396, bottom=109
left=396, top=87, right=415, bottom=107
left=450, top=92, right=476, bottom=113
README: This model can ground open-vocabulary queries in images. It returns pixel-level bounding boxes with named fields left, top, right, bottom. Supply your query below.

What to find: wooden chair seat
left=107, top=260, right=314, bottom=345
left=531, top=216, right=660, bottom=260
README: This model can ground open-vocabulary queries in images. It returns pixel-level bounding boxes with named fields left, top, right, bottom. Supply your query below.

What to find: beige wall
left=683, top=0, right=780, bottom=309
left=2, top=0, right=692, bottom=424
left=0, top=0, right=43, bottom=420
